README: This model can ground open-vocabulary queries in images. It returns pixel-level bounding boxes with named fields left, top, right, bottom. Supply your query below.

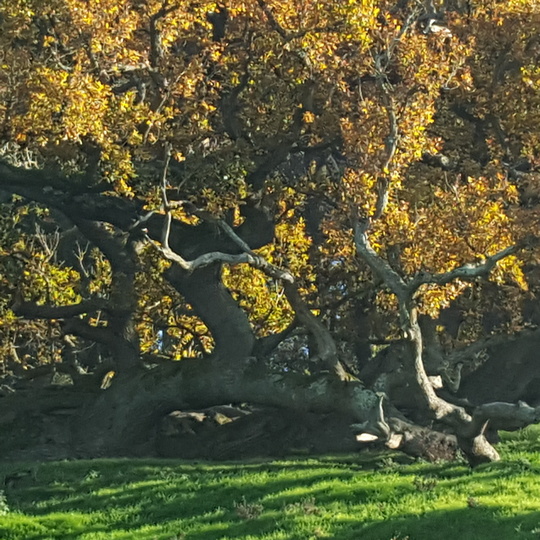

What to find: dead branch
left=153, top=182, right=294, bottom=282
left=152, top=240, right=294, bottom=282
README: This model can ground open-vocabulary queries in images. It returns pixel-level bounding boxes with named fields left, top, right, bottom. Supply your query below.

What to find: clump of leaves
left=234, top=496, right=264, bottom=520
left=413, top=476, right=438, bottom=492
left=0, top=490, right=10, bottom=516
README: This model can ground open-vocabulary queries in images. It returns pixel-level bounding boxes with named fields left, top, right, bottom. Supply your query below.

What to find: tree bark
left=165, top=264, right=256, bottom=359
left=69, top=355, right=381, bottom=456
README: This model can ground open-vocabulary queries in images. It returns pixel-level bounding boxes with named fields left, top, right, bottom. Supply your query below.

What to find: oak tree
left=1, top=0, right=540, bottom=463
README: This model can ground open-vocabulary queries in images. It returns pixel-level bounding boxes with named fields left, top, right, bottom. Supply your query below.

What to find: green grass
left=0, top=427, right=539, bottom=540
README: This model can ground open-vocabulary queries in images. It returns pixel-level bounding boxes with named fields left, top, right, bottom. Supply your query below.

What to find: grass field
left=0, top=427, right=539, bottom=540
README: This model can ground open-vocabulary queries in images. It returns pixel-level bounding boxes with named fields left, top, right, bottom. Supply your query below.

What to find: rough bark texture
left=458, top=332, right=540, bottom=405
left=1, top=162, right=539, bottom=466
left=0, top=357, right=461, bottom=462
left=166, top=265, right=256, bottom=360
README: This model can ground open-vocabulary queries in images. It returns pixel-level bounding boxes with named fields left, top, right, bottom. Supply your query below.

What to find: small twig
left=74, top=241, right=90, bottom=279
left=35, top=225, right=60, bottom=262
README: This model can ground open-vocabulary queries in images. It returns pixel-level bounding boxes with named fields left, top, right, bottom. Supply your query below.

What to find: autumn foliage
left=0, top=0, right=540, bottom=451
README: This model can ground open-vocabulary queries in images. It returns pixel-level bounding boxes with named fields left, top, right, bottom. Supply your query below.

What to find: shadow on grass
left=333, top=507, right=540, bottom=540
left=0, top=454, right=539, bottom=539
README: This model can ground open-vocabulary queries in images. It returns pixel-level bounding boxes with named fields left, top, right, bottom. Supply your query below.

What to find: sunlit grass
left=0, top=427, right=539, bottom=540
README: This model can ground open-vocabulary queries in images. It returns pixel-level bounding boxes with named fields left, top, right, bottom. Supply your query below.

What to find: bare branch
left=158, top=144, right=175, bottom=254
left=353, top=218, right=407, bottom=295
left=149, top=234, right=294, bottom=282
left=35, top=225, right=60, bottom=262
left=152, top=195, right=294, bottom=282
left=410, top=243, right=521, bottom=291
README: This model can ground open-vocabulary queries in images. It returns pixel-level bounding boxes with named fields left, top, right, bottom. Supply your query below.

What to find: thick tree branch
left=282, top=283, right=349, bottom=379
left=62, top=317, right=115, bottom=345
left=220, top=42, right=253, bottom=142
left=178, top=204, right=352, bottom=377
left=70, top=218, right=137, bottom=275
left=353, top=219, right=407, bottom=296
left=255, top=0, right=288, bottom=39
left=154, top=193, right=349, bottom=376
left=446, top=327, right=540, bottom=367
left=74, top=354, right=384, bottom=455
left=470, top=401, right=540, bottom=434
left=13, top=298, right=108, bottom=320
left=153, top=240, right=293, bottom=281
left=246, top=123, right=303, bottom=190
left=64, top=218, right=140, bottom=371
